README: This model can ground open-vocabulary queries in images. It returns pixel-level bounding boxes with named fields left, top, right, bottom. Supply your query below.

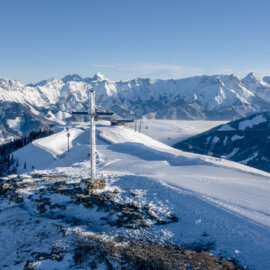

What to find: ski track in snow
left=4, top=121, right=270, bottom=269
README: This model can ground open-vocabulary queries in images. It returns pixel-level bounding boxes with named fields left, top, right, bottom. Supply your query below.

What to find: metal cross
left=72, top=90, right=114, bottom=180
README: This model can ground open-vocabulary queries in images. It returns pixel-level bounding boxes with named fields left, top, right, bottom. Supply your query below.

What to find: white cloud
left=117, top=62, right=203, bottom=79
left=89, top=62, right=204, bottom=79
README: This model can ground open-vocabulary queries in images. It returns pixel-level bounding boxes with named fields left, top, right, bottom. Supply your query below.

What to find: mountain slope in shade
left=174, top=112, right=270, bottom=172
left=263, top=76, right=270, bottom=84
left=0, top=101, right=57, bottom=142
left=0, top=78, right=69, bottom=141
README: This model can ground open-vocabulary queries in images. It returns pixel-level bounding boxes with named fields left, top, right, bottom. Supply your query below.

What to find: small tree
left=24, top=161, right=27, bottom=170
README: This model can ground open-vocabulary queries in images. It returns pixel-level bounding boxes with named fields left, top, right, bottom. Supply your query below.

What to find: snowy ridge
left=6, top=122, right=270, bottom=269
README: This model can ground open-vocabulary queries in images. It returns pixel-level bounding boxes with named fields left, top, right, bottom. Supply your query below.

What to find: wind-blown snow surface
left=7, top=123, right=270, bottom=269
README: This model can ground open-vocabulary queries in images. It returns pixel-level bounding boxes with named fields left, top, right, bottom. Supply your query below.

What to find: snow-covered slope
left=8, top=122, right=270, bottom=269
left=0, top=78, right=67, bottom=140
left=0, top=101, right=57, bottom=141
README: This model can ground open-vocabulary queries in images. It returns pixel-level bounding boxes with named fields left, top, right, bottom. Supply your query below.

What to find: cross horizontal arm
left=72, top=112, right=89, bottom=115
left=95, top=112, right=114, bottom=116
left=72, top=111, right=114, bottom=116
left=112, top=119, right=134, bottom=123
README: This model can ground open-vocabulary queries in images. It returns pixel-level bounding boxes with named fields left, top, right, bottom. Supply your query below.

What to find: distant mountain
left=263, top=76, right=270, bottom=84
left=0, top=101, right=57, bottom=142
left=174, top=112, right=270, bottom=173
left=61, top=73, right=107, bottom=84
left=2, top=72, right=270, bottom=141
left=61, top=74, right=84, bottom=83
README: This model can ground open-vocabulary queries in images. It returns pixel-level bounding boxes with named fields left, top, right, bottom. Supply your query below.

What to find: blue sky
left=1, top=0, right=270, bottom=83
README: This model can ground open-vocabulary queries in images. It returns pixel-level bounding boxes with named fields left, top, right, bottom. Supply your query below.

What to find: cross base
left=81, top=178, right=106, bottom=194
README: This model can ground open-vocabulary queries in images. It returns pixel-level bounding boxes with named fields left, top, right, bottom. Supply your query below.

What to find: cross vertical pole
left=90, top=90, right=96, bottom=179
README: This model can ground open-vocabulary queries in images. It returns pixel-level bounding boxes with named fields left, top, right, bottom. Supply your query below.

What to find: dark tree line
left=0, top=127, right=53, bottom=176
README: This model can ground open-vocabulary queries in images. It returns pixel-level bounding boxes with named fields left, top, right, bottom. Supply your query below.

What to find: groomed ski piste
left=1, top=121, right=270, bottom=269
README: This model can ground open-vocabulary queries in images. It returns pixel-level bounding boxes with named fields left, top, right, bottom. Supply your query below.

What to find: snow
left=5, top=121, right=270, bottom=269
left=13, top=127, right=86, bottom=171
left=93, top=72, right=107, bottom=81
left=231, top=135, right=244, bottom=141
left=14, top=143, right=55, bottom=170
left=240, top=152, right=259, bottom=165
left=31, top=253, right=74, bottom=270
left=226, top=148, right=239, bottom=159
left=238, top=114, right=267, bottom=130
left=44, top=110, right=71, bottom=124
left=218, top=124, right=236, bottom=131
left=211, top=136, right=219, bottom=144
left=33, top=127, right=85, bottom=156
left=7, top=117, right=21, bottom=131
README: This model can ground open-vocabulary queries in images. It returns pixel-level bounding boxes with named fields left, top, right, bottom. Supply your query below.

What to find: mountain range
left=2, top=72, right=270, bottom=141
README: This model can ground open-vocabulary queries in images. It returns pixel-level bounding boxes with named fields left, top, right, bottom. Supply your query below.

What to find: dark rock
left=32, top=173, right=67, bottom=179
left=130, top=190, right=140, bottom=197
left=15, top=196, right=24, bottom=204
left=167, top=214, right=179, bottom=223
left=31, top=173, right=47, bottom=178
left=23, top=260, right=35, bottom=269
left=87, top=179, right=106, bottom=193
left=2, top=183, right=11, bottom=190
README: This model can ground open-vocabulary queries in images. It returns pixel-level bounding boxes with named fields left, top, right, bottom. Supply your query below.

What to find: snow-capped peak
left=92, top=72, right=107, bottom=81
left=241, top=72, right=267, bottom=86
left=243, top=72, right=257, bottom=81
left=61, top=74, right=83, bottom=83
